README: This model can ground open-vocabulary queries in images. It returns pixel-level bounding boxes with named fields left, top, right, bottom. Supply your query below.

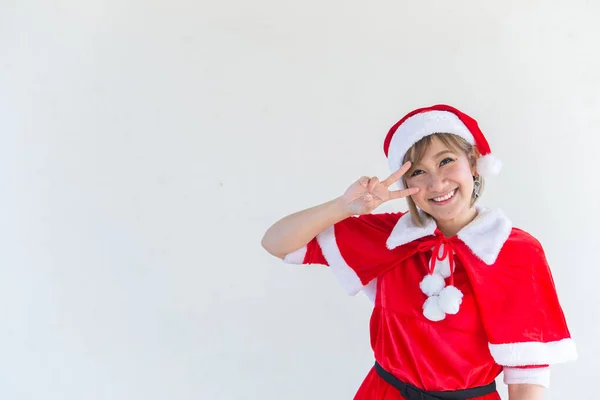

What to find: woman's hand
left=341, top=161, right=419, bottom=216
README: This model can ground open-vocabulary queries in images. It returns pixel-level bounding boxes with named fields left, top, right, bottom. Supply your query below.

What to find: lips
left=430, top=189, right=456, bottom=203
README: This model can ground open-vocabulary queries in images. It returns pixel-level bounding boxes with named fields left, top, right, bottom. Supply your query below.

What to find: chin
left=428, top=209, right=463, bottom=222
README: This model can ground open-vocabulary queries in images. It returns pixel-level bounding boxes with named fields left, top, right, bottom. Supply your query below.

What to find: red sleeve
left=283, top=212, right=406, bottom=296
left=469, top=229, right=577, bottom=367
left=284, top=237, right=328, bottom=266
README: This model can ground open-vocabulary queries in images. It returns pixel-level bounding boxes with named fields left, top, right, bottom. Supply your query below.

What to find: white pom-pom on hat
left=420, top=273, right=445, bottom=297
left=423, top=296, right=446, bottom=322
left=477, top=154, right=502, bottom=176
left=439, top=285, right=464, bottom=315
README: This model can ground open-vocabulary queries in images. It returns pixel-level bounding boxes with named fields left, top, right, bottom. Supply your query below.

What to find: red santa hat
left=383, top=104, right=501, bottom=188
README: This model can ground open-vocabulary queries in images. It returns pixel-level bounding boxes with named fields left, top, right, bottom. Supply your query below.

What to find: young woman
left=261, top=104, right=577, bottom=400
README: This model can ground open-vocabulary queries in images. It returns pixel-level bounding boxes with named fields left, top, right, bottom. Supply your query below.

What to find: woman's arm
left=261, top=196, right=351, bottom=259
left=261, top=162, right=418, bottom=259
left=508, top=384, right=544, bottom=400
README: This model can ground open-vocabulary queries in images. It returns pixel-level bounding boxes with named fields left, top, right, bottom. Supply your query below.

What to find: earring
left=473, top=175, right=482, bottom=198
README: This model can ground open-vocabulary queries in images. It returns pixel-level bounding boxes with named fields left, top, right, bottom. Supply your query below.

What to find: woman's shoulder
left=469, top=206, right=546, bottom=264
left=351, top=211, right=406, bottom=233
left=505, top=225, right=543, bottom=249
left=500, top=225, right=547, bottom=264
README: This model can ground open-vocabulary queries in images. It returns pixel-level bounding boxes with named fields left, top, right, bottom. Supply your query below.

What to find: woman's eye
left=411, top=169, right=424, bottom=177
left=440, top=157, right=455, bottom=166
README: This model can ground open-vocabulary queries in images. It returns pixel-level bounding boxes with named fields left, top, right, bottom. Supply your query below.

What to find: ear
left=469, top=146, right=482, bottom=175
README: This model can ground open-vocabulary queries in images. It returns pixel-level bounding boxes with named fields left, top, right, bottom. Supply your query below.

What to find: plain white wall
left=1, top=1, right=598, bottom=399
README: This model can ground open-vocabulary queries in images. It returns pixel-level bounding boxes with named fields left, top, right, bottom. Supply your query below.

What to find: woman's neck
left=435, top=206, right=478, bottom=238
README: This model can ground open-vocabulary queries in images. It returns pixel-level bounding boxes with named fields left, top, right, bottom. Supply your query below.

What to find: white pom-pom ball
left=477, top=154, right=502, bottom=176
left=438, top=285, right=464, bottom=315
left=423, top=296, right=446, bottom=322
left=420, top=273, right=445, bottom=296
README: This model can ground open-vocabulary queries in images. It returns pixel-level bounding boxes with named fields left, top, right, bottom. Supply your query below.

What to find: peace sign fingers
left=381, top=161, right=412, bottom=188
left=389, top=186, right=420, bottom=199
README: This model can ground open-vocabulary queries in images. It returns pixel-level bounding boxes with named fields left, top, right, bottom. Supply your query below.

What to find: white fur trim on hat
left=388, top=111, right=475, bottom=189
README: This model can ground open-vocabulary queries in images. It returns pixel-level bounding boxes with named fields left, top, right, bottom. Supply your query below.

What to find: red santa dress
left=283, top=207, right=577, bottom=399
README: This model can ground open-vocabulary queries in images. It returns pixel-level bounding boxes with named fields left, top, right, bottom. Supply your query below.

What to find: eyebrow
left=409, top=150, right=456, bottom=173
left=434, top=150, right=454, bottom=158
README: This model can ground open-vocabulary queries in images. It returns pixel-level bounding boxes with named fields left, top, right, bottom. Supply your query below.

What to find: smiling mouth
left=430, top=189, right=457, bottom=203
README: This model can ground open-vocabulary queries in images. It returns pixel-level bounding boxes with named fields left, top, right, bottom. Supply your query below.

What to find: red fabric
left=354, top=367, right=501, bottom=400
left=369, top=246, right=502, bottom=393
left=457, top=228, right=572, bottom=346
left=416, top=234, right=458, bottom=284
left=295, top=213, right=572, bottom=398
left=304, top=237, right=328, bottom=266
left=303, top=213, right=407, bottom=283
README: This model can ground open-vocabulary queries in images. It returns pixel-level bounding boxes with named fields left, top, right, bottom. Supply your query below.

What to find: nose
left=427, top=172, right=447, bottom=193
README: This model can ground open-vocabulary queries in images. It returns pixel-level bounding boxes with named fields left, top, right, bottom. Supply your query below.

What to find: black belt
left=374, top=361, right=496, bottom=400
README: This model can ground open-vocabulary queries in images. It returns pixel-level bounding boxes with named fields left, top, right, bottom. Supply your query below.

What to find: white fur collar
left=386, top=206, right=513, bottom=265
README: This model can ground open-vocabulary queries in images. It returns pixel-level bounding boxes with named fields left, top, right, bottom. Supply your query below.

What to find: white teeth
left=433, top=190, right=455, bottom=202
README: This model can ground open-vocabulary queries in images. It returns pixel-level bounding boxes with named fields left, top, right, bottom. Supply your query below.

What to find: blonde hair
left=402, top=133, right=484, bottom=226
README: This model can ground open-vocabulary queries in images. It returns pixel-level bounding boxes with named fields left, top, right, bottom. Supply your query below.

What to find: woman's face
left=405, top=136, right=477, bottom=224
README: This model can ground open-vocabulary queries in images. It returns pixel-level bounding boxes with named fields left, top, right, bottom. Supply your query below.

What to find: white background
left=1, top=1, right=597, bottom=399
